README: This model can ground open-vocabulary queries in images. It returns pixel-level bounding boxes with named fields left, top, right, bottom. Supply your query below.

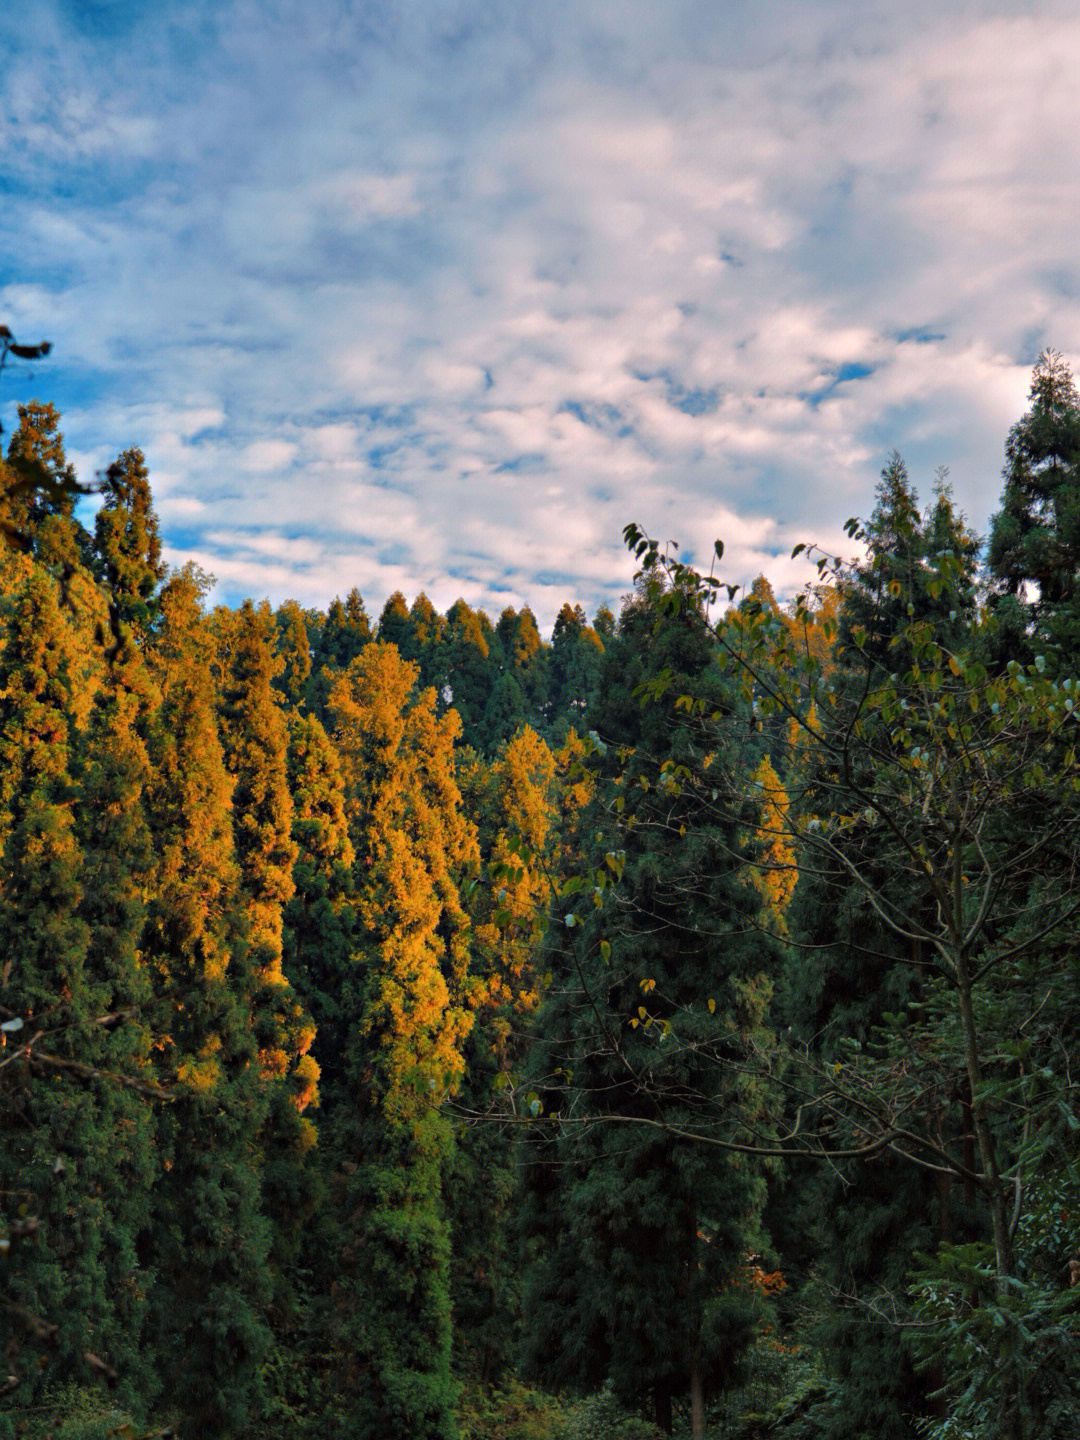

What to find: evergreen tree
left=450, top=726, right=559, bottom=1383
left=2, top=401, right=89, bottom=568
left=775, top=467, right=983, bottom=1440
left=989, top=349, right=1080, bottom=608
left=214, top=600, right=318, bottom=1299
left=493, top=605, right=548, bottom=729
left=522, top=583, right=781, bottom=1437
left=69, top=587, right=163, bottom=1408
left=274, top=598, right=313, bottom=709
left=376, top=590, right=412, bottom=651
left=324, top=642, right=477, bottom=1440
left=0, top=566, right=105, bottom=1399
left=283, top=711, right=355, bottom=1112
left=93, top=447, right=165, bottom=640
left=440, top=599, right=496, bottom=750
left=545, top=602, right=604, bottom=737
left=144, top=565, right=272, bottom=1439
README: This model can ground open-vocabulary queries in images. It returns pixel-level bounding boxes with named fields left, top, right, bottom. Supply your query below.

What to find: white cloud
left=2, top=1, right=1078, bottom=632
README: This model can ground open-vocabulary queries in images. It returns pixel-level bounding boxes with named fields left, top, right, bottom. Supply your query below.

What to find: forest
left=2, top=344, right=1080, bottom=1440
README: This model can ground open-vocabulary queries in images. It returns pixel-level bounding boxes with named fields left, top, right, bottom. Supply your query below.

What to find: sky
left=2, top=0, right=1079, bottom=633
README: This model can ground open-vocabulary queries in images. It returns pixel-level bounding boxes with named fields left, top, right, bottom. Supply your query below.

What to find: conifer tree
left=0, top=565, right=105, bottom=1399
left=989, top=349, right=1080, bottom=608
left=776, top=465, right=982, bottom=1440
left=144, top=565, right=272, bottom=1439
left=522, top=583, right=781, bottom=1437
left=325, top=642, right=477, bottom=1440
left=450, top=726, right=559, bottom=1381
left=283, top=712, right=355, bottom=1101
left=2, top=401, right=89, bottom=569
left=93, top=447, right=165, bottom=640
left=440, top=598, right=496, bottom=750
left=545, top=601, right=604, bottom=736
left=274, top=598, right=313, bottom=709
left=69, top=588, right=163, bottom=1407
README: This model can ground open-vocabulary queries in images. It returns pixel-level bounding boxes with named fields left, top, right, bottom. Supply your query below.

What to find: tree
left=449, top=726, right=560, bottom=1383
left=213, top=599, right=318, bottom=1343
left=621, top=512, right=1080, bottom=1440
left=545, top=602, right=604, bottom=736
left=144, top=565, right=273, bottom=1439
left=323, top=642, right=478, bottom=1439
left=989, top=349, right=1080, bottom=609
left=521, top=579, right=783, bottom=1437
left=0, top=567, right=103, bottom=1400
left=93, top=447, right=165, bottom=640
left=274, top=598, right=313, bottom=709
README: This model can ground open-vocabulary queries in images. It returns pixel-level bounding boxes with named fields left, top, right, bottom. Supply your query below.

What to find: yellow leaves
left=748, top=754, right=797, bottom=935
left=707, top=997, right=716, bottom=1014
left=639, top=977, right=656, bottom=993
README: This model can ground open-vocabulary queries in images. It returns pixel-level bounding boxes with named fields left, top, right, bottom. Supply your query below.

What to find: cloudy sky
left=2, top=0, right=1078, bottom=630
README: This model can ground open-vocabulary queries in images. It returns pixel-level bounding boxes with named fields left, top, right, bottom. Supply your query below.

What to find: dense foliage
left=2, top=350, right=1080, bottom=1439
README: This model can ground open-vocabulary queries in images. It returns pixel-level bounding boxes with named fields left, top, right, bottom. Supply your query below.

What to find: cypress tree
left=274, top=598, right=313, bottom=710
left=0, top=566, right=104, bottom=1399
left=325, top=642, right=477, bottom=1440
left=144, top=565, right=272, bottom=1439
left=450, top=726, right=559, bottom=1383
left=93, top=447, right=165, bottom=641
left=522, top=584, right=781, bottom=1436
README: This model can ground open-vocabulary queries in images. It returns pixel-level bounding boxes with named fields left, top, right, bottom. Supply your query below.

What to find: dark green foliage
left=544, top=602, right=604, bottom=737
left=774, top=463, right=983, bottom=1439
left=521, top=583, right=781, bottom=1433
left=93, top=448, right=165, bottom=639
left=989, top=349, right=1080, bottom=607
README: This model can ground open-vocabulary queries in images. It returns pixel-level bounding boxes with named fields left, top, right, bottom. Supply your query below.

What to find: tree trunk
left=654, top=1382, right=673, bottom=1434
left=690, top=1356, right=705, bottom=1440
left=955, top=951, right=1024, bottom=1440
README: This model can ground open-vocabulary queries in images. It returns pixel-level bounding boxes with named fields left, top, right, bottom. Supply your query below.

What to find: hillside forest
left=2, top=343, right=1080, bottom=1440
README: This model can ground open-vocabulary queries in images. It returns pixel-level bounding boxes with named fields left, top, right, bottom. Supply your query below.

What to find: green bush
left=458, top=1377, right=569, bottom=1440
left=554, top=1383, right=665, bottom=1440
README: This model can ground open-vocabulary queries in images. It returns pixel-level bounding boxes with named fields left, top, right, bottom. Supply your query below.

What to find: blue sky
left=2, top=0, right=1078, bottom=630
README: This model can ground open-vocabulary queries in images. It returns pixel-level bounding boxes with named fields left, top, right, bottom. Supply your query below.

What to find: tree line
left=2, top=350, right=1080, bottom=1439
